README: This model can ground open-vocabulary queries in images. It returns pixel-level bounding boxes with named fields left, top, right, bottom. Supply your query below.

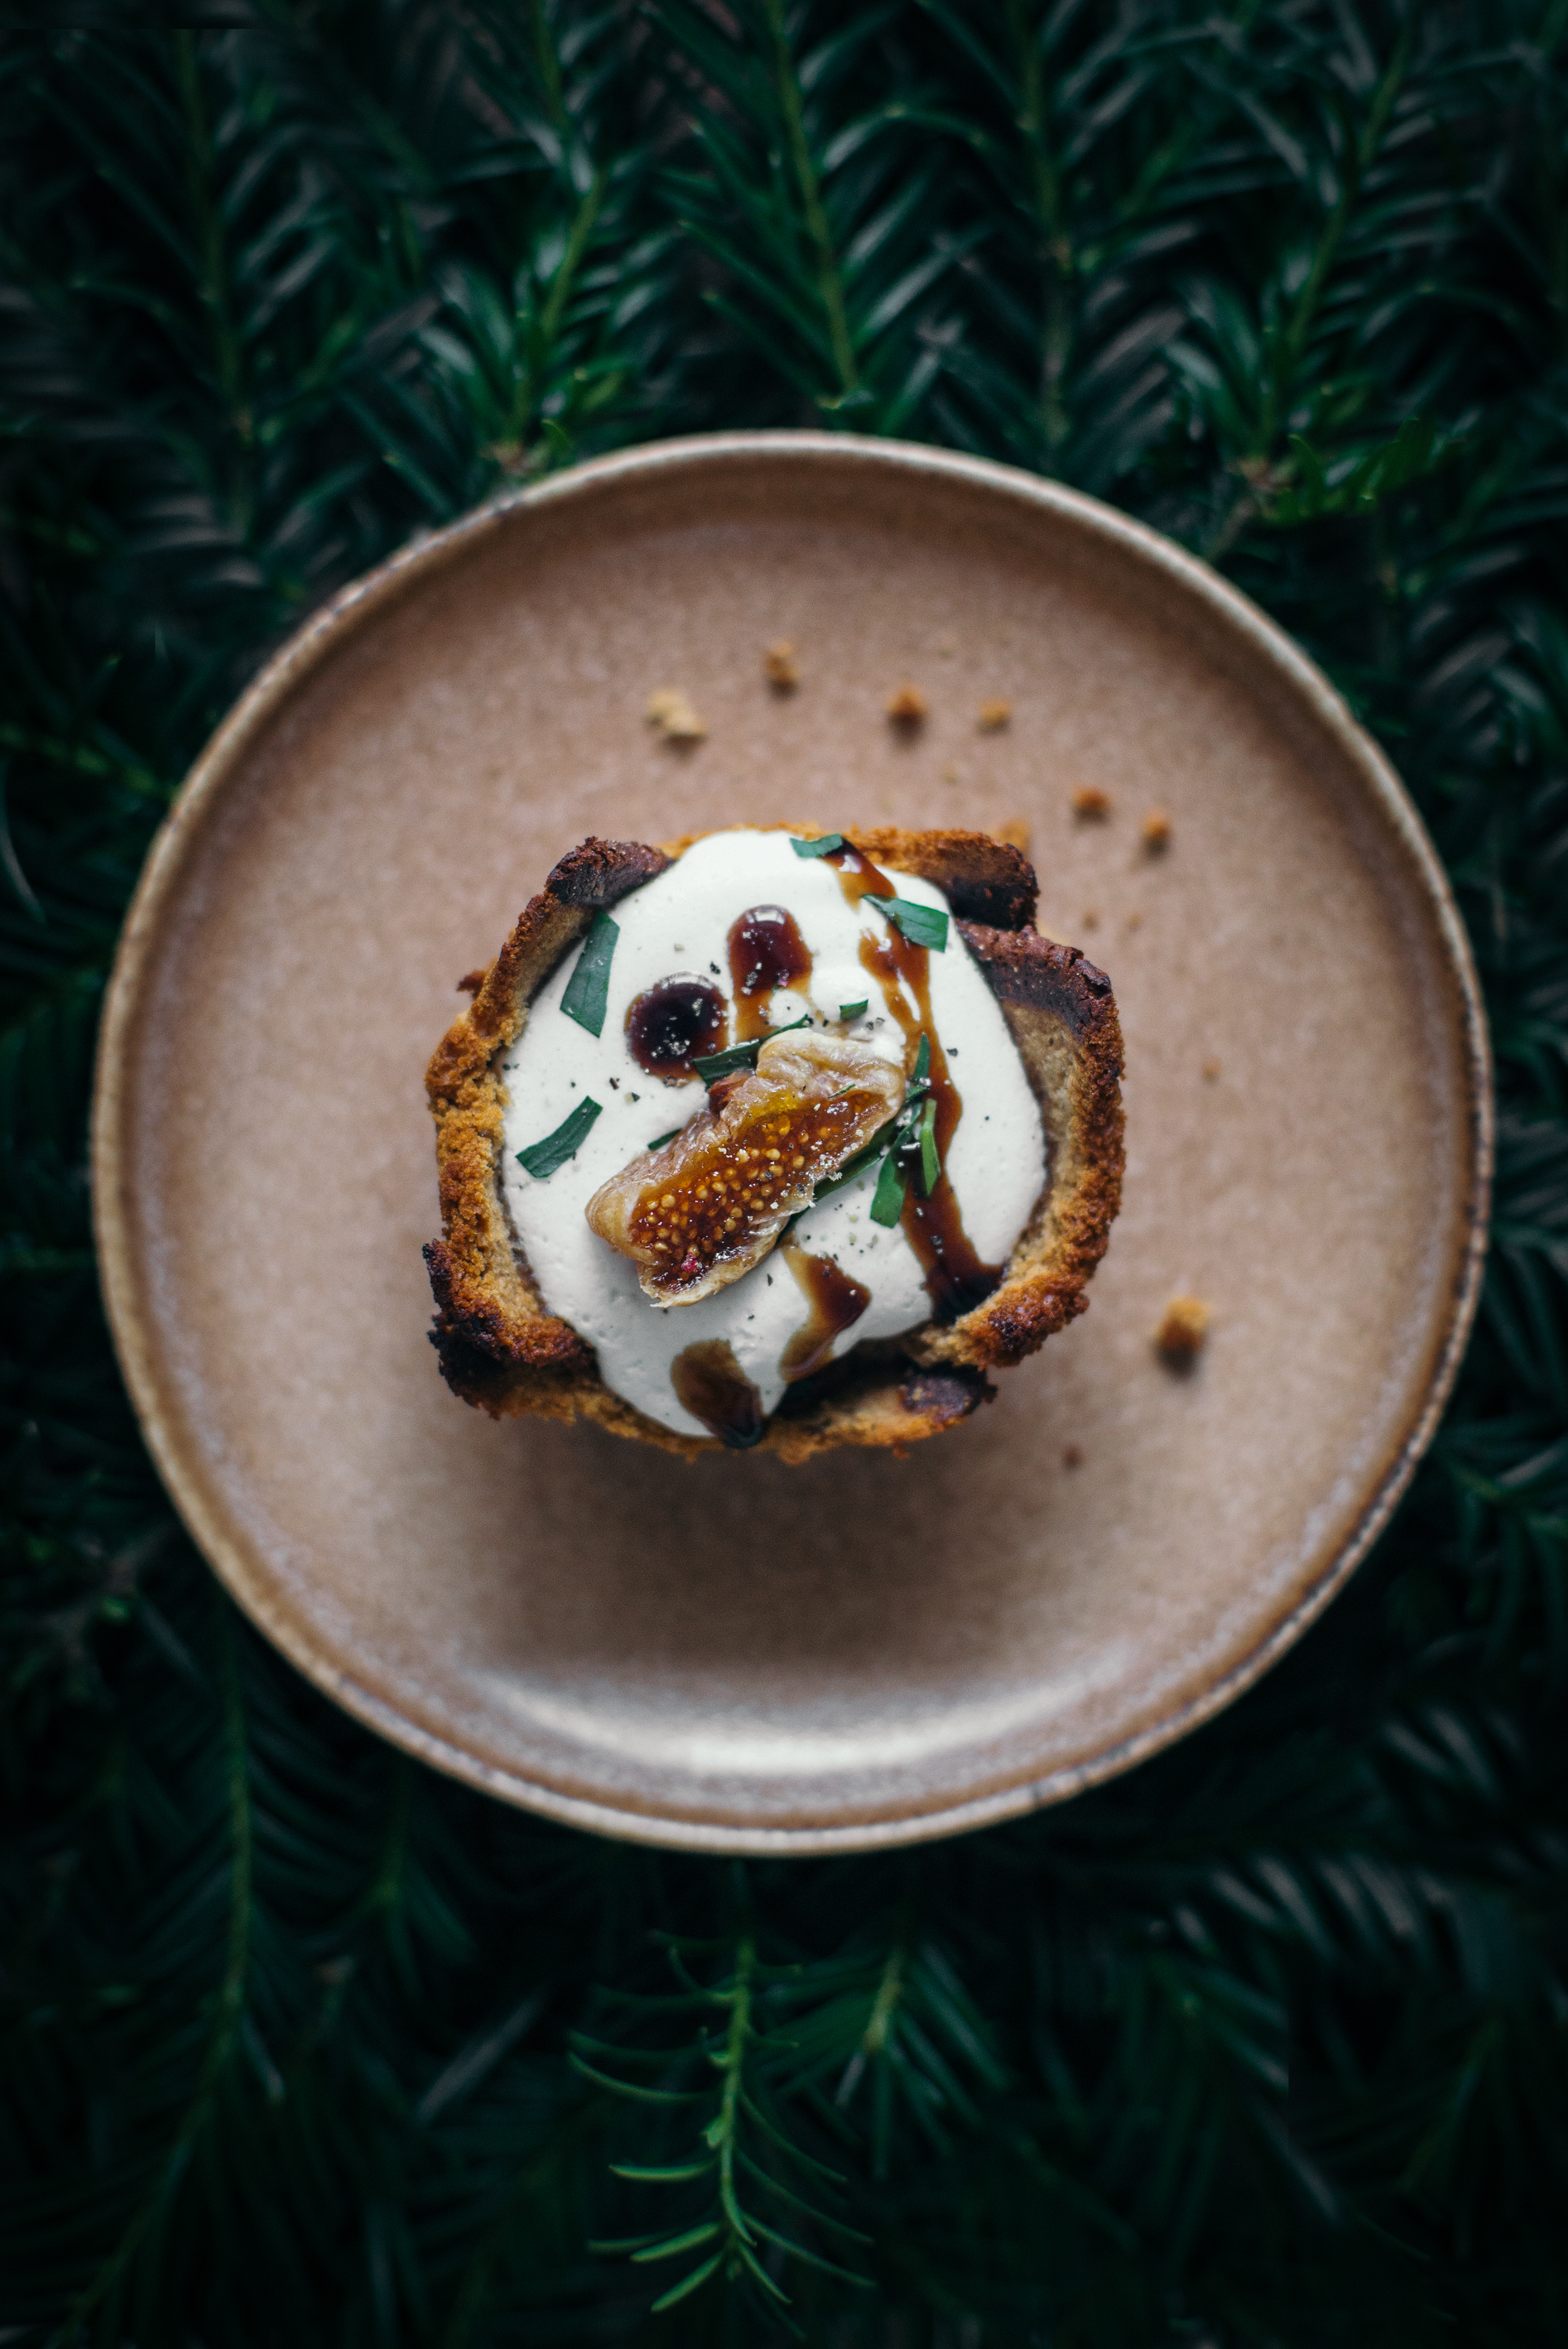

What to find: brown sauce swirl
left=778, top=1239, right=871, bottom=1382
left=827, top=844, right=1002, bottom=1323
left=671, top=1339, right=766, bottom=1448
left=728, top=905, right=812, bottom=1041
left=626, top=975, right=727, bottom=1083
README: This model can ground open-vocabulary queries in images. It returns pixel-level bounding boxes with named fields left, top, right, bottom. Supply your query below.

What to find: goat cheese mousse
left=498, top=828, right=1045, bottom=1447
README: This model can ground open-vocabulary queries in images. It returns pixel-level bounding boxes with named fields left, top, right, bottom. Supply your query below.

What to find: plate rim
left=91, top=428, right=1494, bottom=1855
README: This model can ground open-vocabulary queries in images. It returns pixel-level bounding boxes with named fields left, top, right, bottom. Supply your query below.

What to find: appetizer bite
left=424, top=826, right=1124, bottom=1459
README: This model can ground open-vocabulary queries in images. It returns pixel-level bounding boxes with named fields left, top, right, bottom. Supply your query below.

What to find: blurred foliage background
left=2, top=1, right=1567, bottom=2341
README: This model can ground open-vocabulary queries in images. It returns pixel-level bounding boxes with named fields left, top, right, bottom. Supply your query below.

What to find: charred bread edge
left=423, top=827, right=1124, bottom=1461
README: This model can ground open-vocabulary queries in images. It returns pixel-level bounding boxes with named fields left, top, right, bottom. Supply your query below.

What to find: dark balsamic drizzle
left=778, top=1239, right=870, bottom=1382
left=625, top=976, right=728, bottom=1083
left=727, top=905, right=812, bottom=1042
left=825, top=845, right=1001, bottom=1322
left=670, top=1340, right=766, bottom=1448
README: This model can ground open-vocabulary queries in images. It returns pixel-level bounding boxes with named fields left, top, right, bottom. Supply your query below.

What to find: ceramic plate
left=93, top=434, right=1490, bottom=1852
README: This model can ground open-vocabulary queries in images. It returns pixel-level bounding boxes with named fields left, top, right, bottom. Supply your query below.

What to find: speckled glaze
left=91, top=433, right=1491, bottom=1854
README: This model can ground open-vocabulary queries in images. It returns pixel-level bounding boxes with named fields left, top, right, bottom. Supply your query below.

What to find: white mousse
left=498, top=830, right=1044, bottom=1441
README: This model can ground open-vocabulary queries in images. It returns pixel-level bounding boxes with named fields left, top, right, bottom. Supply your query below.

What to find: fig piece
left=585, top=1031, right=904, bottom=1306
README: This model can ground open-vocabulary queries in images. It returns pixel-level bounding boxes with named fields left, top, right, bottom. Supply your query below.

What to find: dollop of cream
left=499, top=830, right=1044, bottom=1441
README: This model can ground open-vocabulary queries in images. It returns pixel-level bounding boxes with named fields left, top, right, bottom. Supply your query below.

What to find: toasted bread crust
left=424, top=826, right=1124, bottom=1460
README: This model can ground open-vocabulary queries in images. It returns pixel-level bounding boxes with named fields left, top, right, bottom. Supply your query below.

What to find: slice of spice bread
left=423, top=827, right=1124, bottom=1461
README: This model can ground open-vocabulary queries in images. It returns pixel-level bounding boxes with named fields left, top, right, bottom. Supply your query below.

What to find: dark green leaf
left=692, top=1013, right=812, bottom=1082
left=516, top=1096, right=601, bottom=1176
left=870, top=1148, right=907, bottom=1226
left=560, top=912, right=618, bottom=1036
left=916, top=1095, right=940, bottom=1196
left=869, top=893, right=948, bottom=951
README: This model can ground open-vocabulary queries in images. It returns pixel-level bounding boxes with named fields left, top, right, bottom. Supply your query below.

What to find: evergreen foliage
left=2, top=2, right=1566, bottom=2339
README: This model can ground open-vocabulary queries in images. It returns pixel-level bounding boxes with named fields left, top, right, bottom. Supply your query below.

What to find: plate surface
left=94, top=434, right=1490, bottom=1852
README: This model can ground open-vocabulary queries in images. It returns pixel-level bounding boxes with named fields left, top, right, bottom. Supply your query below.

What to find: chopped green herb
left=790, top=832, right=845, bottom=859
left=916, top=1096, right=940, bottom=1195
left=810, top=1121, right=897, bottom=1205
left=870, top=1150, right=907, bottom=1226
left=910, top=1033, right=931, bottom=1091
left=868, top=893, right=948, bottom=951
left=517, top=1097, right=601, bottom=1178
left=839, top=998, right=868, bottom=1021
left=690, top=1043, right=755, bottom=1083
left=647, top=1129, right=681, bottom=1150
left=691, top=1013, right=812, bottom=1085
left=560, top=912, right=618, bottom=1036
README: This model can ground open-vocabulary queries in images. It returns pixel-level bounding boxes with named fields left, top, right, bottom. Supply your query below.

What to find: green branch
left=762, top=0, right=860, bottom=405
left=1005, top=0, right=1071, bottom=458
left=171, top=31, right=249, bottom=469
left=51, top=1598, right=253, bottom=2345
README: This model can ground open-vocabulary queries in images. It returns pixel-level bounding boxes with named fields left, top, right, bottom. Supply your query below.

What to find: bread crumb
left=1155, top=1295, right=1210, bottom=1363
left=1202, top=1057, right=1221, bottom=1081
left=764, top=639, right=799, bottom=691
left=647, top=687, right=707, bottom=742
left=456, top=967, right=488, bottom=996
left=1124, top=909, right=1143, bottom=932
left=1062, top=1442, right=1084, bottom=1470
left=997, top=816, right=1032, bottom=855
left=1080, top=907, right=1099, bottom=930
left=978, top=698, right=1012, bottom=732
left=887, top=682, right=927, bottom=725
left=941, top=763, right=964, bottom=785
left=1072, top=785, right=1113, bottom=820
left=1142, top=806, right=1172, bottom=850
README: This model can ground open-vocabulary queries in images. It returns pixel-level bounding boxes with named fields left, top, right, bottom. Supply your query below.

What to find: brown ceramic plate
left=93, top=433, right=1490, bottom=1853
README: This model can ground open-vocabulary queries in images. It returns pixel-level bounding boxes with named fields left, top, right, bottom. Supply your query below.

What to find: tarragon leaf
left=810, top=1122, right=897, bottom=1205
left=839, top=998, right=868, bottom=1020
left=870, top=1149, right=907, bottom=1226
left=790, top=831, right=845, bottom=857
left=560, top=912, right=618, bottom=1035
left=517, top=1097, right=601, bottom=1177
left=869, top=893, right=948, bottom=951
left=916, top=1095, right=940, bottom=1195
left=691, top=1013, right=812, bottom=1084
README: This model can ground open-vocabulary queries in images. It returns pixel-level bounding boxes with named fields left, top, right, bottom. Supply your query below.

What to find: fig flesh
left=584, top=1030, right=903, bottom=1306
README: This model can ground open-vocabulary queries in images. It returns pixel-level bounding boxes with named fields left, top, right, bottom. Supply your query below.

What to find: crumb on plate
left=997, top=816, right=1032, bottom=854
left=764, top=639, right=799, bottom=691
left=1142, top=806, right=1172, bottom=850
left=647, top=687, right=707, bottom=742
left=887, top=681, right=927, bottom=725
left=978, top=698, right=1012, bottom=731
left=1202, top=1056, right=1221, bottom=1081
left=1155, top=1294, right=1210, bottom=1363
left=1072, top=784, right=1113, bottom=819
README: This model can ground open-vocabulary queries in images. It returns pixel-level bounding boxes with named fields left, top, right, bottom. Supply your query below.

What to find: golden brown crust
left=842, top=826, right=1037, bottom=931
left=921, top=922, right=1125, bottom=1371
left=423, top=838, right=669, bottom=1406
left=423, top=826, right=1123, bottom=1460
